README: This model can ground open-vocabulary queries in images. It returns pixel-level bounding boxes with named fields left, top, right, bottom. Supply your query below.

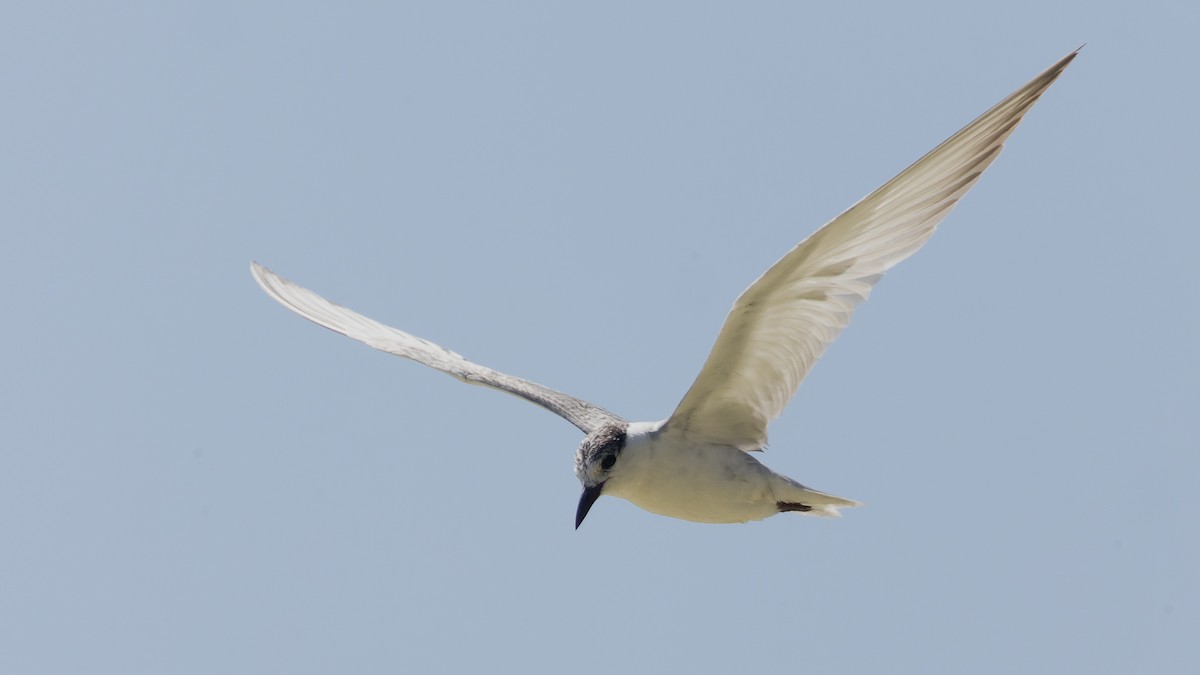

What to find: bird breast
left=607, top=425, right=781, bottom=523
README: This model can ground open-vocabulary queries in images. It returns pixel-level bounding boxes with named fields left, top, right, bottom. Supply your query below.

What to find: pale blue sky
left=2, top=2, right=1196, bottom=673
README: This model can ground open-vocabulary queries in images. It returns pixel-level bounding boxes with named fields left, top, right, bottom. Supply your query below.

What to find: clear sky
left=2, top=2, right=1196, bottom=673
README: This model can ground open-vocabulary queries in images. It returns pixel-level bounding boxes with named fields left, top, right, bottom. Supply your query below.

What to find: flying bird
left=252, top=49, right=1077, bottom=528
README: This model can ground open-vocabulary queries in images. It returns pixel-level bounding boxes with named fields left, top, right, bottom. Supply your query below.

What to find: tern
left=252, top=49, right=1076, bottom=528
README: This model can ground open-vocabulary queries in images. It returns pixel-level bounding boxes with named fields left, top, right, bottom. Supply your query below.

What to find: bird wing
left=250, top=262, right=626, bottom=435
left=664, top=49, right=1078, bottom=452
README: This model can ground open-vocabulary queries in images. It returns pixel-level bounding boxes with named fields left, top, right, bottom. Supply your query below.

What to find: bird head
left=572, top=423, right=628, bottom=529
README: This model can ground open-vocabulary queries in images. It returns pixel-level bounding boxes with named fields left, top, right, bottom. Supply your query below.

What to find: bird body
left=592, top=421, right=856, bottom=524
left=251, top=49, right=1078, bottom=528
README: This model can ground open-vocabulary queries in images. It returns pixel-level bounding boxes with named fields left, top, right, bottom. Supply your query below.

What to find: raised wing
left=665, top=49, right=1078, bottom=451
left=250, top=262, right=626, bottom=434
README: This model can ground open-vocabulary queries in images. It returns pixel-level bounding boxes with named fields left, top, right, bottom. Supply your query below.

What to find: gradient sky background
left=2, top=2, right=1196, bottom=673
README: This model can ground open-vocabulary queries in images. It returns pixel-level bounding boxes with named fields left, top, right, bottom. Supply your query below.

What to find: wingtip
left=249, top=261, right=286, bottom=300
left=1055, top=46, right=1083, bottom=71
left=249, top=260, right=268, bottom=279
left=1018, top=47, right=1080, bottom=101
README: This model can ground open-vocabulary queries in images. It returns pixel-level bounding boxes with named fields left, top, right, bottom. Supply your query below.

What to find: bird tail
left=777, top=482, right=860, bottom=518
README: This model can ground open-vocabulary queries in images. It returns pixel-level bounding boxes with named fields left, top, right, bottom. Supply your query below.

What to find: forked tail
left=777, top=483, right=860, bottom=518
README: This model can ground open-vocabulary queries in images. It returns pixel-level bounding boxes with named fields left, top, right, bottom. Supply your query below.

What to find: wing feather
left=665, top=50, right=1078, bottom=451
left=250, top=262, right=625, bottom=434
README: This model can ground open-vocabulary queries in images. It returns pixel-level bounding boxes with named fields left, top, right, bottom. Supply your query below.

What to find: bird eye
left=600, top=454, right=616, bottom=470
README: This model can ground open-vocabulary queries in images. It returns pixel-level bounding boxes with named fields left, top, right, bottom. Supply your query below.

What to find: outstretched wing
left=665, top=49, right=1078, bottom=451
left=250, top=262, right=626, bottom=434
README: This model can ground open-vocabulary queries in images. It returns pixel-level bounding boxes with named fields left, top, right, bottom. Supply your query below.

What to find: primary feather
left=250, top=262, right=626, bottom=434
left=665, top=49, right=1078, bottom=451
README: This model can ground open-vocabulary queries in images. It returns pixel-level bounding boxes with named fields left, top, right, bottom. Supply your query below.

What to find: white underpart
left=604, top=422, right=858, bottom=523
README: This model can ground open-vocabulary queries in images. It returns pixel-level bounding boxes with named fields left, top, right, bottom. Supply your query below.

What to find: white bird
left=252, top=49, right=1077, bottom=528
